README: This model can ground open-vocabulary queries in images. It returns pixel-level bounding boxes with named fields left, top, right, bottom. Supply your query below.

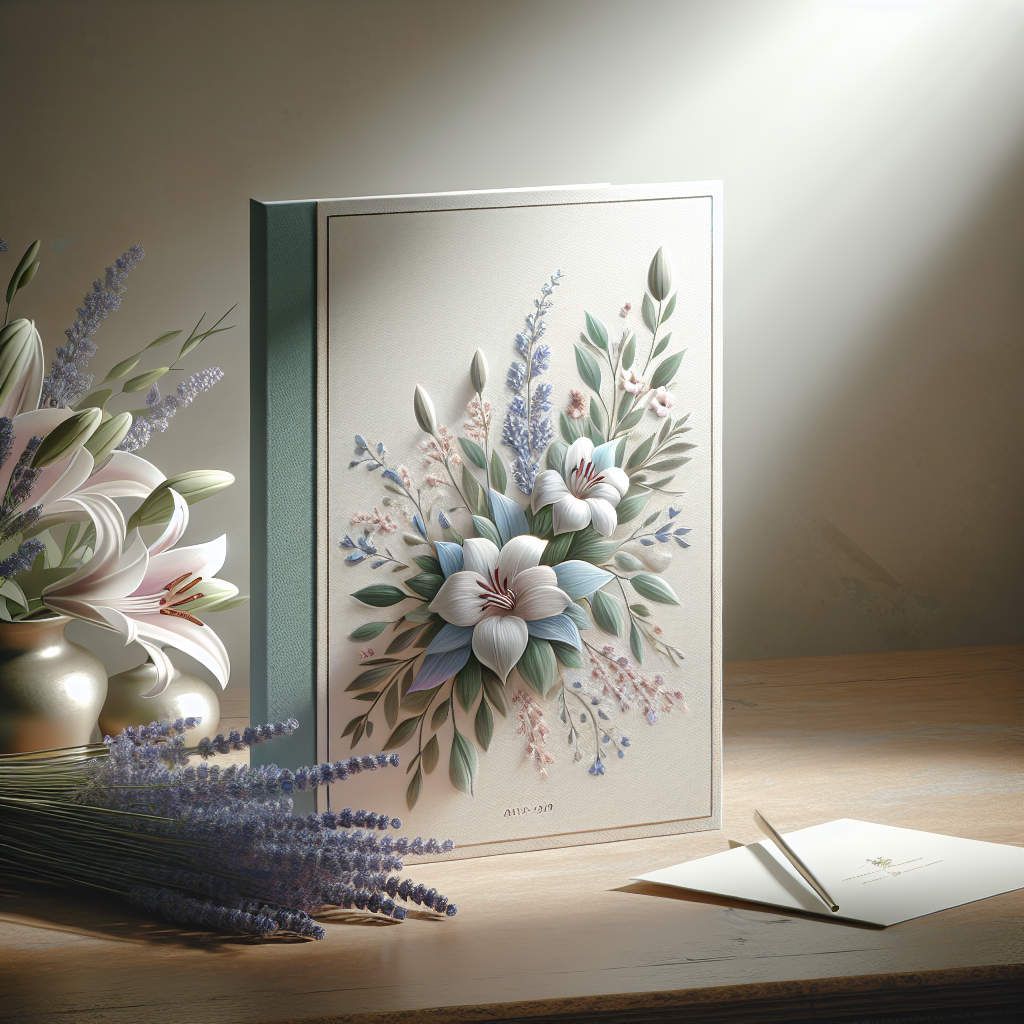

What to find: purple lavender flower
left=0, top=537, right=44, bottom=580
left=117, top=367, right=224, bottom=453
left=0, top=239, right=8, bottom=252
left=502, top=271, right=563, bottom=494
left=42, top=245, right=144, bottom=408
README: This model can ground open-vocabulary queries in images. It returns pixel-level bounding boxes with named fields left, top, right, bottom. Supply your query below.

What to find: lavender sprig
left=117, top=367, right=225, bottom=453
left=42, top=245, right=144, bottom=408
left=501, top=271, right=562, bottom=494
left=0, top=718, right=459, bottom=939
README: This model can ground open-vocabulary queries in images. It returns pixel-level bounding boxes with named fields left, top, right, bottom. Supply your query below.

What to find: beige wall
left=3, top=0, right=1021, bottom=689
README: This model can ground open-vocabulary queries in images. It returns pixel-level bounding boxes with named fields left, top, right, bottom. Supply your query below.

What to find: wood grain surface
left=1, top=645, right=1021, bottom=1024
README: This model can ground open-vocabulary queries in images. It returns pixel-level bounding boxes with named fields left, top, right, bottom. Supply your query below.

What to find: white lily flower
left=530, top=437, right=629, bottom=537
left=428, top=535, right=571, bottom=682
left=1, top=408, right=163, bottom=525
left=43, top=490, right=231, bottom=696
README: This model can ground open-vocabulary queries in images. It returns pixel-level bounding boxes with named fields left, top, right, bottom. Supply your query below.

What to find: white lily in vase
left=42, top=490, right=232, bottom=695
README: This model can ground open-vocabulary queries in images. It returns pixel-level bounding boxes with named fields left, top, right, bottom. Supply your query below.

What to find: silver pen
left=754, top=810, right=840, bottom=913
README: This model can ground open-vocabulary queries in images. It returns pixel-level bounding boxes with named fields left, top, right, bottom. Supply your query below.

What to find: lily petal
left=552, top=493, right=592, bottom=535
left=137, top=641, right=176, bottom=697
left=422, top=622, right=475, bottom=656
left=434, top=541, right=464, bottom=579
left=495, top=535, right=547, bottom=581
left=527, top=613, right=582, bottom=649
left=147, top=489, right=189, bottom=556
left=462, top=538, right=499, bottom=578
left=78, top=451, right=165, bottom=499
left=586, top=497, right=618, bottom=537
left=591, top=438, right=620, bottom=472
left=552, top=560, right=614, bottom=600
left=562, top=437, right=596, bottom=478
left=131, top=614, right=231, bottom=689
left=408, top=645, right=472, bottom=693
left=599, top=465, right=629, bottom=497
left=429, top=570, right=488, bottom=627
left=472, top=614, right=529, bottom=682
left=139, top=535, right=226, bottom=597
left=511, top=566, right=570, bottom=621
left=530, top=470, right=569, bottom=513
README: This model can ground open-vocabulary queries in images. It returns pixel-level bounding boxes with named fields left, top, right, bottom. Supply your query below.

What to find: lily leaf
left=422, top=734, right=440, bottom=774
left=455, top=657, right=482, bottom=711
left=490, top=450, right=508, bottom=494
left=584, top=311, right=608, bottom=350
left=590, top=588, right=624, bottom=637
left=650, top=350, right=685, bottom=390
left=406, top=767, right=422, bottom=809
left=516, top=637, right=558, bottom=697
left=574, top=346, right=602, bottom=394
left=449, top=727, right=478, bottom=795
left=459, top=436, right=486, bottom=469
left=475, top=698, right=494, bottom=751
left=630, top=572, right=681, bottom=605
left=351, top=584, right=407, bottom=607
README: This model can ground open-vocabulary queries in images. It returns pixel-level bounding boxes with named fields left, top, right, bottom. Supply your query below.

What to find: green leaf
left=414, top=555, right=442, bottom=575
left=567, top=528, right=617, bottom=565
left=630, top=572, right=681, bottom=604
left=629, top=621, right=644, bottom=664
left=645, top=457, right=690, bottom=473
left=546, top=439, right=568, bottom=471
left=385, top=716, right=420, bottom=749
left=422, top=734, right=440, bottom=774
left=652, top=333, right=672, bottom=359
left=0, top=579, right=28, bottom=612
left=481, top=668, right=507, bottom=716
left=346, top=664, right=396, bottom=691
left=341, top=715, right=362, bottom=738
left=458, top=436, right=486, bottom=469
left=618, top=408, right=644, bottom=432
left=471, top=514, right=502, bottom=547
left=614, top=490, right=649, bottom=524
left=630, top=603, right=651, bottom=616
left=101, top=354, right=142, bottom=383
left=462, top=463, right=484, bottom=513
left=621, top=333, right=636, bottom=370
left=589, top=398, right=605, bottom=433
left=626, top=435, right=654, bottom=471
left=351, top=584, right=407, bottom=607
left=574, top=346, right=602, bottom=394
left=584, top=311, right=608, bottom=350
left=384, top=681, right=399, bottom=728
left=406, top=767, right=422, bottom=809
left=559, top=411, right=582, bottom=443
left=590, top=589, right=624, bottom=637
left=402, top=685, right=441, bottom=713
left=650, top=350, right=685, bottom=390
left=145, top=329, right=183, bottom=350
left=490, top=450, right=507, bottom=494
left=517, top=637, right=558, bottom=697
left=552, top=642, right=583, bottom=668
left=662, top=293, right=677, bottom=323
left=474, top=697, right=494, bottom=750
left=72, top=388, right=113, bottom=412
left=455, top=658, right=482, bottom=711
left=585, top=418, right=606, bottom=446
left=122, top=367, right=170, bottom=393
left=540, top=530, right=573, bottom=566
left=642, top=293, right=657, bottom=334
left=431, top=698, right=451, bottom=730
left=615, top=551, right=644, bottom=571
left=449, top=727, right=478, bottom=795
left=6, top=240, right=40, bottom=304
left=414, top=619, right=444, bottom=648
left=531, top=504, right=553, bottom=539
left=386, top=625, right=425, bottom=653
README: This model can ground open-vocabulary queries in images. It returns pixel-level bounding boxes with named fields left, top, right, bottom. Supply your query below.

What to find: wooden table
left=2, top=646, right=1021, bottom=1023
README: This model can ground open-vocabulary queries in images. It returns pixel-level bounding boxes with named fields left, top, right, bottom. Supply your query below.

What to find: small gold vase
left=0, top=616, right=108, bottom=753
left=99, top=658, right=221, bottom=742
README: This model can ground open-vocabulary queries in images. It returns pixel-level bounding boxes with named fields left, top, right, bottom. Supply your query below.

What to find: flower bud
left=6, top=240, right=40, bottom=304
left=470, top=349, right=488, bottom=394
left=31, top=407, right=102, bottom=468
left=0, top=318, right=44, bottom=417
left=647, top=246, right=672, bottom=302
left=130, top=470, right=235, bottom=528
left=84, top=411, right=133, bottom=465
left=180, top=578, right=243, bottom=614
left=413, top=384, right=438, bottom=436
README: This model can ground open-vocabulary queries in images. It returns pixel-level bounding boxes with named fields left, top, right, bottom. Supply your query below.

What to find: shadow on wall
left=726, top=140, right=1024, bottom=660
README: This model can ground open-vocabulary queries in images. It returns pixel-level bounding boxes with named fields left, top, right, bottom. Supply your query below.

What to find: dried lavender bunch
left=0, top=719, right=458, bottom=939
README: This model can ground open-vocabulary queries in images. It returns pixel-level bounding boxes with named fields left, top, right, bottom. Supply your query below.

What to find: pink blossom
left=463, top=395, right=492, bottom=442
left=359, top=646, right=374, bottom=659
left=617, top=367, right=647, bottom=395
left=350, top=508, right=399, bottom=533
left=647, top=386, right=674, bottom=417
left=619, top=302, right=632, bottom=318
left=566, top=389, right=587, bottom=419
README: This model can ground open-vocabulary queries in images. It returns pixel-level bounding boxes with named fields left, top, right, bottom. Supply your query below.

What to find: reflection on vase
left=0, top=616, right=108, bottom=754
left=99, top=658, right=221, bottom=742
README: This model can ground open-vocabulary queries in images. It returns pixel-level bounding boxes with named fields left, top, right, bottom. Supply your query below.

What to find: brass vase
left=0, top=616, right=108, bottom=754
left=99, top=658, right=221, bottom=742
